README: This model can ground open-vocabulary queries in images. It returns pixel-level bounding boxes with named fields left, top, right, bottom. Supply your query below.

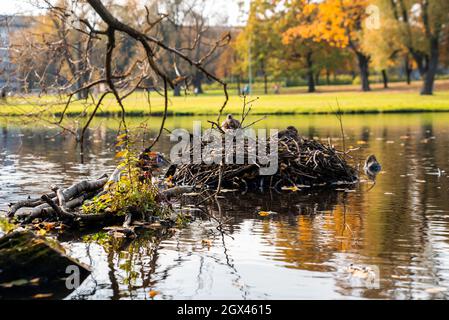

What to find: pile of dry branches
left=170, top=130, right=358, bottom=192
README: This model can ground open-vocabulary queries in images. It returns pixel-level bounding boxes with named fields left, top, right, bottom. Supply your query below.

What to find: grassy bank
left=2, top=80, right=449, bottom=117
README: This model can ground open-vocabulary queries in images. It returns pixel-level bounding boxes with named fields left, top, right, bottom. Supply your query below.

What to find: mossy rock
left=0, top=230, right=90, bottom=300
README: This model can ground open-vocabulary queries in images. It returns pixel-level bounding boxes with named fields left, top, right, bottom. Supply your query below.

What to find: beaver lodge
left=169, top=126, right=358, bottom=191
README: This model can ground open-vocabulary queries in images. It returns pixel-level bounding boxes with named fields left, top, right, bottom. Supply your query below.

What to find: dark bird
left=278, top=126, right=299, bottom=140
left=221, top=114, right=241, bottom=131
left=364, top=154, right=381, bottom=180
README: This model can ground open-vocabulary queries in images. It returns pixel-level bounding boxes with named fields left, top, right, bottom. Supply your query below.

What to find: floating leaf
left=201, top=239, right=212, bottom=246
left=281, top=186, right=299, bottom=192
left=149, top=290, right=159, bottom=298
left=33, top=293, right=53, bottom=299
left=258, top=211, right=277, bottom=217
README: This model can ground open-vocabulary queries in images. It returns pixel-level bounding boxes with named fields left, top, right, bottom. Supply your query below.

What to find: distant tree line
left=4, top=0, right=449, bottom=96
left=219, top=0, right=449, bottom=95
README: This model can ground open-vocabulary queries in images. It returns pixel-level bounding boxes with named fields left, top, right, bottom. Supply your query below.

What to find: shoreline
left=3, top=108, right=449, bottom=117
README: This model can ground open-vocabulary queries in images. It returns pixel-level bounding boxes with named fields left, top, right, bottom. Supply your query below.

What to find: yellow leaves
left=282, top=0, right=367, bottom=49
left=115, top=150, right=128, bottom=159
left=115, top=133, right=128, bottom=147
left=165, top=175, right=174, bottom=188
left=43, top=222, right=56, bottom=232
left=37, top=229, right=47, bottom=236
left=117, top=133, right=128, bottom=141
left=115, top=140, right=126, bottom=147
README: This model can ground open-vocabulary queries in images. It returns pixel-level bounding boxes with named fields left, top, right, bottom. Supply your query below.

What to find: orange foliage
left=283, top=0, right=369, bottom=49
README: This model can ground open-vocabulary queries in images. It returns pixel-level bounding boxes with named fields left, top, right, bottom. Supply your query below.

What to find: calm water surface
left=1, top=114, right=449, bottom=300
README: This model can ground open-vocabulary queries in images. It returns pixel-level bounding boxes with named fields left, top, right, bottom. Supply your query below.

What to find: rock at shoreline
left=0, top=230, right=90, bottom=300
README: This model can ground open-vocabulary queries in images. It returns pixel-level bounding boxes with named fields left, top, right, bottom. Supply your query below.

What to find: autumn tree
left=286, top=0, right=372, bottom=91
left=379, top=0, right=449, bottom=95
left=282, top=0, right=334, bottom=93
left=234, top=0, right=282, bottom=94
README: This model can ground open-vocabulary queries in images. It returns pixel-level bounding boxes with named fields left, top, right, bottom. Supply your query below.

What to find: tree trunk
left=381, top=69, right=389, bottom=89
left=173, top=84, right=181, bottom=97
left=356, top=52, right=371, bottom=91
left=326, top=69, right=331, bottom=85
left=192, top=72, right=203, bottom=95
left=236, top=75, right=241, bottom=95
left=315, top=71, right=320, bottom=86
left=421, top=37, right=439, bottom=95
left=263, top=73, right=268, bottom=94
left=410, top=50, right=427, bottom=78
left=404, top=56, right=412, bottom=85
left=306, top=52, right=315, bottom=93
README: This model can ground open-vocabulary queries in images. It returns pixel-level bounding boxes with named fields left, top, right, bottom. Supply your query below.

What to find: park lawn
left=2, top=83, right=449, bottom=117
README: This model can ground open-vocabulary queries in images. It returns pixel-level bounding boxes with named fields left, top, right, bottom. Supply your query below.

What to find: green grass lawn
left=2, top=81, right=449, bottom=117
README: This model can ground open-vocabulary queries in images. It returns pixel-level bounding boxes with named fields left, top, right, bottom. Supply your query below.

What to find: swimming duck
left=221, top=114, right=241, bottom=131
left=364, top=154, right=381, bottom=181
left=364, top=155, right=381, bottom=173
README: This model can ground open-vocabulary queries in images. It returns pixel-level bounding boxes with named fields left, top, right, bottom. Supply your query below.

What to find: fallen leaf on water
left=258, top=211, right=277, bottom=217
left=281, top=186, right=299, bottom=192
left=0, top=279, right=28, bottom=288
left=201, top=239, right=212, bottom=246
left=149, top=290, right=159, bottom=298
left=37, top=229, right=47, bottom=236
left=33, top=293, right=53, bottom=299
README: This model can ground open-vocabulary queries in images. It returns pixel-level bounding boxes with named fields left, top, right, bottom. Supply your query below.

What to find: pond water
left=1, top=113, right=449, bottom=300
